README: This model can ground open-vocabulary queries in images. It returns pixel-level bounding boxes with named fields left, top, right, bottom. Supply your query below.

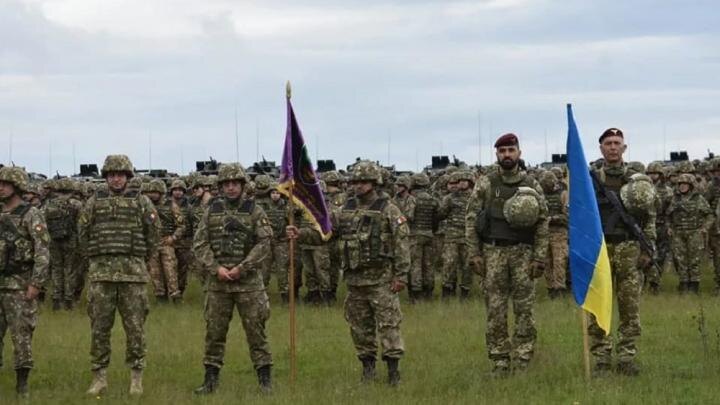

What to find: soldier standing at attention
left=646, top=161, right=673, bottom=294
left=288, top=161, right=410, bottom=386
left=79, top=155, right=160, bottom=396
left=409, top=172, right=438, bottom=301
left=439, top=171, right=475, bottom=300
left=323, top=170, right=347, bottom=299
left=0, top=166, right=50, bottom=397
left=538, top=171, right=568, bottom=299
left=192, top=163, right=273, bottom=395
left=465, top=133, right=549, bottom=377
left=169, top=179, right=195, bottom=295
left=704, top=158, right=720, bottom=294
left=253, top=175, right=289, bottom=292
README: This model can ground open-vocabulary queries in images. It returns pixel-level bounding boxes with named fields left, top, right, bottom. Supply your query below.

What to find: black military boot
left=193, top=365, right=220, bottom=395
left=689, top=281, right=700, bottom=295
left=423, top=286, right=434, bottom=300
left=280, top=293, right=289, bottom=304
left=64, top=299, right=75, bottom=310
left=256, top=365, right=272, bottom=394
left=616, top=361, right=640, bottom=376
left=52, top=299, right=62, bottom=311
left=678, top=282, right=689, bottom=294
left=459, top=288, right=470, bottom=301
left=592, top=362, right=612, bottom=377
left=360, top=356, right=376, bottom=383
left=441, top=286, right=456, bottom=301
left=322, top=290, right=336, bottom=305
left=649, top=282, right=660, bottom=295
left=16, top=367, right=30, bottom=397
left=385, top=358, right=400, bottom=387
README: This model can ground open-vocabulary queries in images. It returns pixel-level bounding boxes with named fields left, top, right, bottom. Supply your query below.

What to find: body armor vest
left=593, top=167, right=633, bottom=240
left=669, top=193, right=705, bottom=231
left=545, top=191, right=567, bottom=226
left=0, top=203, right=34, bottom=275
left=87, top=190, right=148, bottom=258
left=340, top=197, right=390, bottom=271
left=156, top=199, right=178, bottom=237
left=44, top=195, right=76, bottom=240
left=207, top=198, right=256, bottom=268
left=480, top=172, right=535, bottom=244
left=255, top=197, right=287, bottom=239
left=412, top=190, right=436, bottom=234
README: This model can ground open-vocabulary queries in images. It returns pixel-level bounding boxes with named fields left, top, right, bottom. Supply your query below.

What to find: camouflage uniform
left=298, top=211, right=332, bottom=303
left=324, top=170, right=348, bottom=295
left=170, top=180, right=195, bottom=294
left=78, top=155, right=160, bottom=395
left=192, top=163, right=273, bottom=393
left=409, top=173, right=438, bottom=299
left=466, top=164, right=549, bottom=372
left=646, top=161, right=673, bottom=292
left=539, top=172, right=568, bottom=298
left=253, top=176, right=291, bottom=298
left=704, top=158, right=720, bottom=292
left=0, top=166, right=50, bottom=394
left=588, top=159, right=655, bottom=371
left=439, top=171, right=474, bottom=298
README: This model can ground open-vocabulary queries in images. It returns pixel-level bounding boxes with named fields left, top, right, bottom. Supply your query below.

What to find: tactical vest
left=257, top=198, right=287, bottom=239
left=669, top=193, right=704, bottom=231
left=207, top=198, right=256, bottom=268
left=340, top=197, right=390, bottom=270
left=175, top=197, right=194, bottom=238
left=0, top=203, right=34, bottom=275
left=480, top=172, right=535, bottom=244
left=412, top=191, right=436, bottom=234
left=545, top=191, right=567, bottom=226
left=86, top=190, right=148, bottom=258
left=156, top=199, right=178, bottom=237
left=446, top=191, right=469, bottom=232
left=593, top=167, right=633, bottom=240
left=44, top=196, right=76, bottom=240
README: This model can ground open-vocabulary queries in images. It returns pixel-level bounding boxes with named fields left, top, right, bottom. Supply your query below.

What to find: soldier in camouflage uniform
left=43, top=177, right=84, bottom=310
left=538, top=171, right=568, bottom=299
left=588, top=128, right=656, bottom=376
left=193, top=163, right=273, bottom=395
left=439, top=170, right=475, bottom=300
left=432, top=173, right=451, bottom=282
left=143, top=179, right=185, bottom=303
left=298, top=206, right=333, bottom=304
left=253, top=175, right=289, bottom=295
left=23, top=183, right=44, bottom=208
left=0, top=166, right=50, bottom=396
left=288, top=160, right=410, bottom=386
left=667, top=174, right=714, bottom=294
left=409, top=172, right=438, bottom=301
left=705, top=158, right=720, bottom=294
left=170, top=179, right=195, bottom=295
left=324, top=170, right=347, bottom=299
left=465, top=134, right=549, bottom=377
left=646, top=161, right=673, bottom=294
left=79, top=155, right=160, bottom=396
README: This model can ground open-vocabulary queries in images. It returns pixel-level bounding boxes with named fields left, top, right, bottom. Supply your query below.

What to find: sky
left=1, top=0, right=719, bottom=175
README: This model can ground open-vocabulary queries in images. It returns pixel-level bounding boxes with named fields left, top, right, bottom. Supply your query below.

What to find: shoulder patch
left=35, top=223, right=45, bottom=233
left=397, top=216, right=407, bottom=225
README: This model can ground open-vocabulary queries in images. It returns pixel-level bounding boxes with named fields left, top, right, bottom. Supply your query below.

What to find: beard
left=499, top=158, right=517, bottom=170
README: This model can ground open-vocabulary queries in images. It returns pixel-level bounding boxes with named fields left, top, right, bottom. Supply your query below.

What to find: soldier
left=79, top=155, right=160, bottom=396
left=170, top=179, right=195, bottom=295
left=465, top=133, right=548, bottom=377
left=439, top=171, right=474, bottom=300
left=22, top=183, right=44, bottom=208
left=667, top=174, right=714, bottom=294
left=538, top=171, right=568, bottom=299
left=588, top=128, right=656, bottom=376
left=192, top=163, right=273, bottom=395
left=287, top=160, right=410, bottom=386
left=142, top=179, right=185, bottom=303
left=393, top=176, right=416, bottom=221
left=253, top=175, right=285, bottom=289
left=297, top=207, right=333, bottom=304
left=43, top=177, right=83, bottom=310
left=646, top=161, right=673, bottom=294
left=705, top=158, right=720, bottom=294
left=0, top=166, right=50, bottom=396
left=409, top=172, right=438, bottom=300
left=323, top=170, right=347, bottom=298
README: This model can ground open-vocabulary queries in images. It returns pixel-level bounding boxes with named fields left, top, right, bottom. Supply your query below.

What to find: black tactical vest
left=592, top=166, right=633, bottom=240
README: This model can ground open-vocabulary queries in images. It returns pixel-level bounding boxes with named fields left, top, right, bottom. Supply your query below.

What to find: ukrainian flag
left=566, top=104, right=613, bottom=334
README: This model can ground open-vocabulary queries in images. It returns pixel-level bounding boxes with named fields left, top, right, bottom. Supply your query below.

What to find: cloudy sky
left=1, top=0, right=719, bottom=175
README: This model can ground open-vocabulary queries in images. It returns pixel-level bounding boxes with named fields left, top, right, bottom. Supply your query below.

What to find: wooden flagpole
left=286, top=81, right=297, bottom=386
left=580, top=308, right=591, bottom=381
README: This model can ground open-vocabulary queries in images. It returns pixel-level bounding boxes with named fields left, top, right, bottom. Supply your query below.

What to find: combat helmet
left=411, top=173, right=430, bottom=188
left=710, top=157, right=720, bottom=172
left=254, top=174, right=272, bottom=191
left=101, top=154, right=134, bottom=178
left=394, top=175, right=413, bottom=190
left=322, top=171, right=342, bottom=185
left=55, top=177, right=75, bottom=192
left=170, top=179, right=187, bottom=191
left=503, top=187, right=541, bottom=229
left=538, top=171, right=558, bottom=192
left=217, top=163, right=248, bottom=184
left=620, top=173, right=656, bottom=215
left=676, top=173, right=695, bottom=187
left=127, top=177, right=143, bottom=191
left=646, top=161, right=665, bottom=175
left=0, top=166, right=29, bottom=194
left=675, top=160, right=695, bottom=174
left=145, top=179, right=167, bottom=194
left=351, top=161, right=382, bottom=184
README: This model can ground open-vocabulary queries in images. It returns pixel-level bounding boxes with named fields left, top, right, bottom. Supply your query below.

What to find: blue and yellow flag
left=566, top=104, right=612, bottom=334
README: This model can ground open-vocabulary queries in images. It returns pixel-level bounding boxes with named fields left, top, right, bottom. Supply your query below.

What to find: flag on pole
left=276, top=89, right=333, bottom=241
left=566, top=104, right=613, bottom=334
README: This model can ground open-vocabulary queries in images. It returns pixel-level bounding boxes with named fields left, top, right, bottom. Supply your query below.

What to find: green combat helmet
left=646, top=161, right=665, bottom=175
left=101, top=154, right=135, bottom=178
left=0, top=166, right=29, bottom=193
left=322, top=171, right=342, bottom=185
left=170, top=179, right=187, bottom=191
left=351, top=161, right=382, bottom=184
left=550, top=166, right=565, bottom=180
left=394, top=175, right=413, bottom=190
left=145, top=179, right=167, bottom=194
left=620, top=173, right=656, bottom=216
left=457, top=170, right=476, bottom=185
left=411, top=173, right=430, bottom=188
left=55, top=177, right=75, bottom=192
left=675, top=160, right=695, bottom=174
left=254, top=174, right=272, bottom=191
left=676, top=173, right=696, bottom=187
left=217, top=163, right=248, bottom=184
left=127, top=177, right=143, bottom=191
left=628, top=161, right=646, bottom=174
left=538, top=171, right=558, bottom=192
left=503, top=187, right=541, bottom=229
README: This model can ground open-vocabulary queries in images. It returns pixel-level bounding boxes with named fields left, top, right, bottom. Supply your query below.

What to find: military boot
left=385, top=358, right=400, bottom=387
left=256, top=365, right=272, bottom=394
left=321, top=290, right=336, bottom=305
left=16, top=367, right=30, bottom=397
left=616, top=361, right=640, bottom=376
left=490, top=360, right=510, bottom=379
left=86, top=368, right=108, bottom=396
left=678, top=282, right=689, bottom=294
left=441, top=286, right=456, bottom=301
left=360, top=356, right=376, bottom=383
left=689, top=281, right=700, bottom=295
left=193, top=365, right=220, bottom=395
left=129, top=368, right=143, bottom=395
left=459, top=288, right=470, bottom=301
left=422, top=286, right=434, bottom=300
left=64, top=299, right=75, bottom=310
left=280, top=293, right=289, bottom=304
left=52, top=299, right=62, bottom=311
left=649, top=282, right=660, bottom=295
left=592, top=362, right=612, bottom=377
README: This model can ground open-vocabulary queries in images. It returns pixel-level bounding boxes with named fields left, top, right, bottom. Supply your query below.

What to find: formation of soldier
left=0, top=132, right=719, bottom=396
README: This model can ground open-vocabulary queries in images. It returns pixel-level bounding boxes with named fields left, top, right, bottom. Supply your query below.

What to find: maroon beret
left=494, top=133, right=519, bottom=148
left=599, top=127, right=624, bottom=143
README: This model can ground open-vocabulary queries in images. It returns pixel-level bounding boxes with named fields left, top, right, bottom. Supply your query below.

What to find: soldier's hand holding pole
left=285, top=225, right=299, bottom=240
left=390, top=278, right=406, bottom=293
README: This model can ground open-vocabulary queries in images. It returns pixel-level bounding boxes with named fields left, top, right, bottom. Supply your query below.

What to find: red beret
left=494, top=133, right=519, bottom=148
left=598, top=127, right=624, bottom=143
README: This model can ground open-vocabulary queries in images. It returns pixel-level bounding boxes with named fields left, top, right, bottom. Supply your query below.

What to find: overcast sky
left=1, top=0, right=719, bottom=175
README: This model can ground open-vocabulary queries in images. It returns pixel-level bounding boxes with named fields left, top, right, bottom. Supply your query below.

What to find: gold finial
left=286, top=81, right=292, bottom=99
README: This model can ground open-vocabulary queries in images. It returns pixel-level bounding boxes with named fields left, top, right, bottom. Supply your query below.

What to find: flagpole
left=580, top=308, right=591, bottom=381
left=286, top=81, right=298, bottom=387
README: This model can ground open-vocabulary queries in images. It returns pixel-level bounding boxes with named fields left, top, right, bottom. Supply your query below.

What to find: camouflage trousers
left=344, top=284, right=404, bottom=360
left=410, top=235, right=434, bottom=293
left=710, top=232, right=720, bottom=286
left=270, top=240, right=289, bottom=293
left=202, top=290, right=272, bottom=369
left=433, top=234, right=445, bottom=275
left=442, top=240, right=471, bottom=292
left=87, top=282, right=149, bottom=370
left=175, top=241, right=194, bottom=293
left=0, top=290, right=38, bottom=369
left=544, top=226, right=568, bottom=290
left=587, top=241, right=641, bottom=365
left=75, top=256, right=89, bottom=300
left=300, top=246, right=331, bottom=293
left=647, top=224, right=671, bottom=285
left=50, top=239, right=77, bottom=302
left=148, top=245, right=180, bottom=298
left=671, top=230, right=705, bottom=283
left=483, top=243, right=536, bottom=365
left=328, top=240, right=343, bottom=292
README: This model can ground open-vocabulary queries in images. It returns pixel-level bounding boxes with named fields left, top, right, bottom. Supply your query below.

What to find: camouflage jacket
left=392, top=193, right=416, bottom=223
left=0, top=202, right=50, bottom=290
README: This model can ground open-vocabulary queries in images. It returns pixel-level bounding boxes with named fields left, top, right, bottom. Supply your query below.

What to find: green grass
left=2, top=268, right=720, bottom=404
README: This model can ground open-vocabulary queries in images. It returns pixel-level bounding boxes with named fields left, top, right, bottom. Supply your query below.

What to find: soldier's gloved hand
left=530, top=260, right=545, bottom=279
left=217, top=266, right=234, bottom=281
left=390, top=278, right=406, bottom=293
left=286, top=225, right=300, bottom=240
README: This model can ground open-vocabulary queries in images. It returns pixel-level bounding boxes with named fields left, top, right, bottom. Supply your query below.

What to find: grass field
left=2, top=270, right=720, bottom=404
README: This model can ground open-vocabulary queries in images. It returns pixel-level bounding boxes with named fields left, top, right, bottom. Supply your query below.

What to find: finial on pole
left=286, top=81, right=292, bottom=99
